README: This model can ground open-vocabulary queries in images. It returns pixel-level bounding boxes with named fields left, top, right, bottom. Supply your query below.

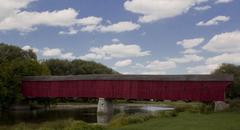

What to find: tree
left=212, top=63, right=240, bottom=99
left=0, top=43, right=37, bottom=62
left=43, top=59, right=118, bottom=75
left=0, top=43, right=50, bottom=110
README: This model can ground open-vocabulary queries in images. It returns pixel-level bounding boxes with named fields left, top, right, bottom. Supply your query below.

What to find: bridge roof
left=23, top=74, right=233, bottom=82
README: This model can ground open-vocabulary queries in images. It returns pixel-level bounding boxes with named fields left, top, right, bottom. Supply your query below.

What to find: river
left=0, top=104, right=174, bottom=125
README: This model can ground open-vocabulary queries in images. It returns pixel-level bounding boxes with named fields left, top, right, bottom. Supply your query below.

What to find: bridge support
left=97, top=98, right=113, bottom=114
left=214, top=101, right=229, bottom=112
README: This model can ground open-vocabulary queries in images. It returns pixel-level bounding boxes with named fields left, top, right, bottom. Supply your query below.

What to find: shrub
left=157, top=110, right=178, bottom=117
left=229, top=100, right=240, bottom=112
left=108, top=113, right=156, bottom=128
left=199, top=103, right=214, bottom=114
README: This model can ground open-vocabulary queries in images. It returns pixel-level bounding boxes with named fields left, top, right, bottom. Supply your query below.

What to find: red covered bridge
left=21, top=74, right=233, bottom=102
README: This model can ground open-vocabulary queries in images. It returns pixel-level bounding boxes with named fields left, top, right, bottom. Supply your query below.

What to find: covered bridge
left=21, top=74, right=233, bottom=102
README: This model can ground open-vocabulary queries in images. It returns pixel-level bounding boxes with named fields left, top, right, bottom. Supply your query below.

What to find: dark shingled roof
left=23, top=74, right=234, bottom=81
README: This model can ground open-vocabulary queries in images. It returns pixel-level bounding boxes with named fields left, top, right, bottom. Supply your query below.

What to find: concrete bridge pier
left=214, top=101, right=229, bottom=112
left=97, top=98, right=113, bottom=114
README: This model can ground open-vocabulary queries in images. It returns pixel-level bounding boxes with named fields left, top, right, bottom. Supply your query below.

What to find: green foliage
left=108, top=113, right=154, bottom=128
left=228, top=100, right=240, bottom=112
left=108, top=111, right=178, bottom=128
left=0, top=43, right=50, bottom=110
left=212, top=63, right=240, bottom=98
left=3, top=119, right=105, bottom=130
left=0, top=43, right=37, bottom=62
left=199, top=103, right=214, bottom=114
left=43, top=59, right=118, bottom=75
left=160, top=110, right=178, bottom=117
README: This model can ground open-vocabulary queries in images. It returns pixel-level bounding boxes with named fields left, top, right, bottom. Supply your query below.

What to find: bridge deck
left=21, top=75, right=233, bottom=102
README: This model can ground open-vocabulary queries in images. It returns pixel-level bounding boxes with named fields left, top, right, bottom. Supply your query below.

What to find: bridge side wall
left=21, top=80, right=231, bottom=102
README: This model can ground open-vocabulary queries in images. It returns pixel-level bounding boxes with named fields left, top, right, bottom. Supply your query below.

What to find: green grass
left=108, top=112, right=240, bottom=130
left=0, top=119, right=105, bottom=130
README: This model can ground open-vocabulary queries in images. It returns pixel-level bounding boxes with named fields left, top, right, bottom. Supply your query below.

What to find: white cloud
left=42, top=47, right=77, bottom=59
left=115, top=59, right=132, bottom=67
left=99, top=21, right=140, bottom=33
left=124, top=0, right=208, bottom=23
left=194, top=5, right=211, bottom=11
left=146, top=60, right=176, bottom=71
left=169, top=54, right=204, bottom=63
left=206, top=53, right=240, bottom=65
left=215, top=0, right=233, bottom=4
left=196, top=16, right=230, bottom=26
left=112, top=38, right=120, bottom=43
left=203, top=31, right=240, bottom=53
left=59, top=27, right=78, bottom=35
left=0, top=0, right=34, bottom=20
left=177, top=38, right=204, bottom=49
left=182, top=48, right=201, bottom=54
left=79, top=53, right=104, bottom=61
left=77, top=16, right=102, bottom=26
left=80, top=43, right=150, bottom=60
left=80, top=25, right=98, bottom=32
left=42, top=48, right=62, bottom=57
left=140, top=71, right=166, bottom=75
left=0, top=8, right=78, bottom=32
left=187, top=64, right=219, bottom=74
left=22, top=45, right=39, bottom=53
left=0, top=2, right=139, bottom=34
left=60, top=20, right=140, bottom=34
left=60, top=52, right=76, bottom=59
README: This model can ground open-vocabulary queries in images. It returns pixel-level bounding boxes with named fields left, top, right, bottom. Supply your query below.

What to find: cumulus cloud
left=203, top=31, right=240, bottom=53
left=59, top=27, right=78, bottom=35
left=0, top=8, right=78, bottom=32
left=206, top=53, right=240, bottom=65
left=0, top=1, right=139, bottom=33
left=124, top=0, right=207, bottom=23
left=146, top=60, right=176, bottom=71
left=182, top=49, right=201, bottom=54
left=187, top=64, right=219, bottom=74
left=215, top=0, right=233, bottom=4
left=168, top=54, right=204, bottom=64
left=114, top=59, right=132, bottom=67
left=128, top=60, right=176, bottom=74
left=42, top=47, right=76, bottom=59
left=99, top=21, right=140, bottom=33
left=177, top=38, right=204, bottom=49
left=22, top=45, right=39, bottom=53
left=80, top=43, right=150, bottom=60
left=196, top=16, right=230, bottom=26
left=42, top=48, right=62, bottom=57
left=77, top=16, right=103, bottom=26
left=112, top=38, right=120, bottom=43
left=140, top=71, right=166, bottom=75
left=194, top=5, right=211, bottom=11
left=0, top=0, right=34, bottom=20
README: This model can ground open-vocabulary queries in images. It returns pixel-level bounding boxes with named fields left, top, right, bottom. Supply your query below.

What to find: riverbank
left=1, top=111, right=240, bottom=130
left=109, top=111, right=240, bottom=130
left=1, top=100, right=239, bottom=130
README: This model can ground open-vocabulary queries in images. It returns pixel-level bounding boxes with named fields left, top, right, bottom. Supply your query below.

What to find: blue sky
left=1, top=0, right=240, bottom=74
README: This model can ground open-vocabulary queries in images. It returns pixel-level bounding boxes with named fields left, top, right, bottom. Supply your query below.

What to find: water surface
left=0, top=104, right=173, bottom=125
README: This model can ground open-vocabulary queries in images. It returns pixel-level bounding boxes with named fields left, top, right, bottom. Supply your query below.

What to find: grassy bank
left=1, top=101, right=240, bottom=130
left=1, top=111, right=239, bottom=130
left=109, top=111, right=240, bottom=130
left=108, top=100, right=240, bottom=130
left=0, top=119, right=105, bottom=130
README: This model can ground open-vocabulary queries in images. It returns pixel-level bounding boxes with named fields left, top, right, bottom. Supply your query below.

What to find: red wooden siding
left=21, top=80, right=231, bottom=101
